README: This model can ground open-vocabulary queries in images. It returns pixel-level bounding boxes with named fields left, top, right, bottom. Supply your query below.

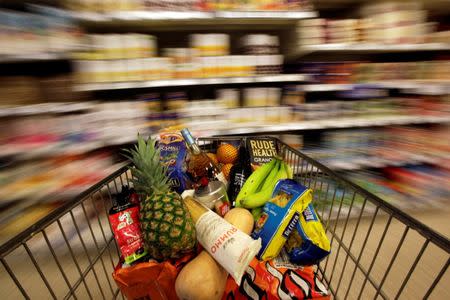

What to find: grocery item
left=175, top=251, right=228, bottom=300
left=235, top=158, right=278, bottom=207
left=194, top=181, right=230, bottom=217
left=246, top=137, right=278, bottom=166
left=207, top=152, right=219, bottom=166
left=158, top=132, right=191, bottom=194
left=216, top=143, right=238, bottom=164
left=252, top=179, right=313, bottom=261
left=285, top=203, right=331, bottom=265
left=222, top=207, right=254, bottom=235
left=240, top=159, right=290, bottom=209
left=241, top=34, right=280, bottom=55
left=113, top=253, right=194, bottom=300
left=109, top=186, right=147, bottom=264
left=222, top=256, right=329, bottom=299
left=174, top=207, right=254, bottom=300
left=227, top=143, right=253, bottom=207
left=221, top=163, right=233, bottom=180
left=124, top=136, right=196, bottom=260
left=181, top=128, right=227, bottom=187
left=183, top=196, right=261, bottom=284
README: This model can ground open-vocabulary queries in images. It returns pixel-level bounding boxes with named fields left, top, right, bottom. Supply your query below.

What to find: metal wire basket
left=1, top=137, right=448, bottom=299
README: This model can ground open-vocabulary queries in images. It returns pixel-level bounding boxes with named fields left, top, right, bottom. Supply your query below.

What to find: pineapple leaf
left=122, top=135, right=170, bottom=197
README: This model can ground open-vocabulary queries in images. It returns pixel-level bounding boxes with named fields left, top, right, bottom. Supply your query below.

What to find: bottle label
left=195, top=210, right=262, bottom=285
left=233, top=172, right=247, bottom=187
left=109, top=206, right=147, bottom=264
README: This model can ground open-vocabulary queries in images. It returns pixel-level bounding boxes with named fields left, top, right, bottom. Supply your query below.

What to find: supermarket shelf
left=74, top=10, right=318, bottom=30
left=75, top=10, right=318, bottom=23
left=214, top=11, right=317, bottom=19
left=0, top=161, right=127, bottom=226
left=218, top=114, right=450, bottom=135
left=293, top=42, right=450, bottom=56
left=300, top=84, right=355, bottom=92
left=299, top=81, right=450, bottom=94
left=0, top=53, right=70, bottom=63
left=0, top=102, right=97, bottom=117
left=73, top=74, right=309, bottom=92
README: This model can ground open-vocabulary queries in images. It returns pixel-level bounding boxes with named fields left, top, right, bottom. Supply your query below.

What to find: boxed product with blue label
left=158, top=132, right=191, bottom=193
left=251, top=179, right=312, bottom=261
left=285, top=203, right=331, bottom=265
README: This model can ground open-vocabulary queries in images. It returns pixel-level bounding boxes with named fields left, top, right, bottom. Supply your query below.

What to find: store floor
left=2, top=206, right=449, bottom=299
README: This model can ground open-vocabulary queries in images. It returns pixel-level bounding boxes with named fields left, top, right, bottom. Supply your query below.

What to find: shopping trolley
left=1, top=137, right=449, bottom=299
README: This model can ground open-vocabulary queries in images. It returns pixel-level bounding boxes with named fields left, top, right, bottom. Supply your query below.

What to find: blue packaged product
left=285, top=203, right=330, bottom=265
left=158, top=133, right=191, bottom=194
left=251, top=179, right=312, bottom=261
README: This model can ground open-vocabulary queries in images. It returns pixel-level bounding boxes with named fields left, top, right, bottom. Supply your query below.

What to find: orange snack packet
left=113, top=254, right=193, bottom=300
left=222, top=256, right=330, bottom=300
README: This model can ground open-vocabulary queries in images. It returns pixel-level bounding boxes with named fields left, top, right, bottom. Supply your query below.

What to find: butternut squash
left=175, top=207, right=254, bottom=300
left=223, top=207, right=254, bottom=235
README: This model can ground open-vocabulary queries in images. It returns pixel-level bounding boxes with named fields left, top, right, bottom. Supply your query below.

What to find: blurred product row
left=1, top=85, right=448, bottom=162
left=0, top=9, right=81, bottom=57
left=2, top=7, right=450, bottom=60
left=78, top=33, right=279, bottom=59
left=0, top=152, right=125, bottom=242
left=74, top=33, right=283, bottom=83
left=65, top=0, right=312, bottom=12
left=300, top=125, right=450, bottom=211
left=297, top=60, right=450, bottom=84
left=297, top=2, right=450, bottom=46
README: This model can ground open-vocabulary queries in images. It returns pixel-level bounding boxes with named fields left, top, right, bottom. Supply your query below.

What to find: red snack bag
left=222, top=257, right=329, bottom=299
left=113, top=254, right=193, bottom=300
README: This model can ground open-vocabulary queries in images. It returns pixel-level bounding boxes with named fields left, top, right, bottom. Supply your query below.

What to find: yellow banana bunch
left=235, top=158, right=278, bottom=207
left=239, top=158, right=294, bottom=209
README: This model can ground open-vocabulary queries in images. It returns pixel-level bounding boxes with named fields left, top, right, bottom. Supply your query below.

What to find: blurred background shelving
left=0, top=0, right=449, bottom=245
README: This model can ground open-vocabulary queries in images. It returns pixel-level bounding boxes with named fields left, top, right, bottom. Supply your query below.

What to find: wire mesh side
left=0, top=166, right=131, bottom=299
left=280, top=141, right=450, bottom=300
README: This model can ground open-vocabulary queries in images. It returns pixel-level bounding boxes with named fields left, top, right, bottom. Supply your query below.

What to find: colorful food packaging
left=184, top=196, right=262, bottom=285
left=246, top=137, right=278, bottom=167
left=158, top=132, right=191, bottom=193
left=222, top=256, right=330, bottom=300
left=251, top=179, right=312, bottom=261
left=285, top=203, right=331, bottom=265
left=113, top=253, right=194, bottom=300
left=109, top=188, right=147, bottom=265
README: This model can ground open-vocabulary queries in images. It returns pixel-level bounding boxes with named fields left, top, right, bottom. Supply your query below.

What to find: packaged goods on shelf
left=0, top=101, right=150, bottom=160
left=0, top=75, right=79, bottom=105
left=241, top=34, right=279, bottom=55
left=303, top=125, right=450, bottom=171
left=0, top=10, right=81, bottom=57
left=189, top=34, right=230, bottom=56
left=206, top=0, right=312, bottom=11
left=0, top=152, right=126, bottom=242
left=75, top=33, right=283, bottom=83
left=82, top=34, right=157, bottom=60
left=216, top=89, right=240, bottom=108
left=65, top=0, right=312, bottom=12
left=296, top=2, right=448, bottom=47
left=243, top=87, right=281, bottom=107
left=296, top=18, right=326, bottom=46
left=300, top=124, right=450, bottom=212
left=297, top=60, right=450, bottom=84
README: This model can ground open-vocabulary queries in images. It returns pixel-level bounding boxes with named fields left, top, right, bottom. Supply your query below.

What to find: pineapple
left=124, top=136, right=196, bottom=260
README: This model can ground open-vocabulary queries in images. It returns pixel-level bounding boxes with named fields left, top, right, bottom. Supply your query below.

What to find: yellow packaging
left=251, top=179, right=312, bottom=261
left=285, top=203, right=331, bottom=265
